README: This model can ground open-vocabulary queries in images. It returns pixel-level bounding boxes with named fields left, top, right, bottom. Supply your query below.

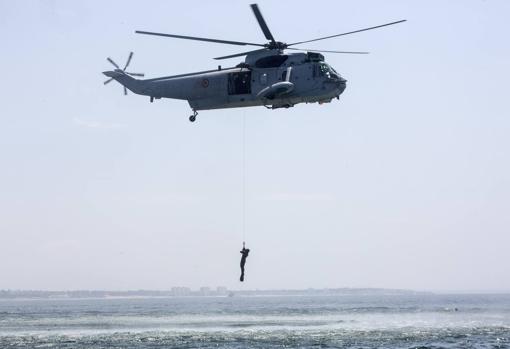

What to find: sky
left=0, top=0, right=509, bottom=292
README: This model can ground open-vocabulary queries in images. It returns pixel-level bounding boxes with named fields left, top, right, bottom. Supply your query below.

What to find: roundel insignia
left=201, top=79, right=209, bottom=88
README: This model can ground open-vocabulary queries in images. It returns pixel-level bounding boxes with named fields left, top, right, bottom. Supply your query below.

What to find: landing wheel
left=189, top=110, right=198, bottom=123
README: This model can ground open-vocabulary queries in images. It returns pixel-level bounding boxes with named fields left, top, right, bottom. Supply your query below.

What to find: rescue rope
left=242, top=110, right=247, bottom=244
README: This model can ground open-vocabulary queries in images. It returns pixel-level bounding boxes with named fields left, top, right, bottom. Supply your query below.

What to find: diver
left=239, top=242, right=250, bottom=282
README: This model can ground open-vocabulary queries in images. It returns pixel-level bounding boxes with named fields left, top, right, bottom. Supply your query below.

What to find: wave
left=1, top=326, right=508, bottom=349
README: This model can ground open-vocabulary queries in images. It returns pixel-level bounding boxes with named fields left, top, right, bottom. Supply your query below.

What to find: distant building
left=171, top=287, right=191, bottom=296
left=199, top=287, right=211, bottom=296
left=216, top=286, right=228, bottom=295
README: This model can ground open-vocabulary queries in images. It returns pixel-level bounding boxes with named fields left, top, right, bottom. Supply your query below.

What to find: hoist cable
left=242, top=110, right=247, bottom=244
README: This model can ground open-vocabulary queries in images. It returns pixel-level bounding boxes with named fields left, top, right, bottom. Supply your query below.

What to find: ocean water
left=0, top=293, right=509, bottom=348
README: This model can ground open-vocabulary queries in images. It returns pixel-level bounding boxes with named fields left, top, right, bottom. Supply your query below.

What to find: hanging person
left=239, top=242, right=250, bottom=282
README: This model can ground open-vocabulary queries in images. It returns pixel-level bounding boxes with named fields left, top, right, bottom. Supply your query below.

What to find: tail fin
left=103, top=70, right=143, bottom=95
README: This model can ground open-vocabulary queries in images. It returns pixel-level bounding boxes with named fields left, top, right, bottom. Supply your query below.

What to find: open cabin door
left=228, top=71, right=252, bottom=95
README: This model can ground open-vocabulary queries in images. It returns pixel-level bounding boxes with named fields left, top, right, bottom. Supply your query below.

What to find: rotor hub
left=266, top=41, right=287, bottom=50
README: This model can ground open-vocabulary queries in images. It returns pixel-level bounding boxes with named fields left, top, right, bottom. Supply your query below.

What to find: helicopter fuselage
left=106, top=51, right=346, bottom=113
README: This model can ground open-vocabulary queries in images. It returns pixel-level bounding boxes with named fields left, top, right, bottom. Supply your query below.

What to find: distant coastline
left=0, top=288, right=431, bottom=299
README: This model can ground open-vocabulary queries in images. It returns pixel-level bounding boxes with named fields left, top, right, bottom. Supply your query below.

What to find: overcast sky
left=0, top=0, right=509, bottom=292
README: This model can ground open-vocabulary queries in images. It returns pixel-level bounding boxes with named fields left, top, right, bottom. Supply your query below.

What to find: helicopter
left=103, top=4, right=405, bottom=122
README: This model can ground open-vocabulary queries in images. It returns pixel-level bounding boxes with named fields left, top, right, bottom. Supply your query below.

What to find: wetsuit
left=240, top=247, right=250, bottom=282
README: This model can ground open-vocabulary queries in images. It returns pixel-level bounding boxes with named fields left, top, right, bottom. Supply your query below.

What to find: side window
left=228, top=71, right=252, bottom=95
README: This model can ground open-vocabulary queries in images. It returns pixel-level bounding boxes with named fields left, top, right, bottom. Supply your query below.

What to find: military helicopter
left=103, top=4, right=405, bottom=122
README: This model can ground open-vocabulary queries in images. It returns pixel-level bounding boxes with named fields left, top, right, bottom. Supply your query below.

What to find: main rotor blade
left=135, top=30, right=264, bottom=47
left=287, top=47, right=370, bottom=54
left=123, top=52, right=133, bottom=70
left=288, top=20, right=407, bottom=46
left=104, top=77, right=114, bottom=85
left=126, top=72, right=145, bottom=77
left=107, top=57, right=120, bottom=69
left=214, top=48, right=268, bottom=60
left=250, top=4, right=275, bottom=43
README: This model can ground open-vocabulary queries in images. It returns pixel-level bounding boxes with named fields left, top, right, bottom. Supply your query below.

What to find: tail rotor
left=104, top=52, right=144, bottom=95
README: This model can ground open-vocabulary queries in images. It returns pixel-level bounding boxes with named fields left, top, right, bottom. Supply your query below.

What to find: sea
left=0, top=293, right=509, bottom=348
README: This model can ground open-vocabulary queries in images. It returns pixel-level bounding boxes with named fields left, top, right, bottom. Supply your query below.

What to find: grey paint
left=103, top=51, right=346, bottom=115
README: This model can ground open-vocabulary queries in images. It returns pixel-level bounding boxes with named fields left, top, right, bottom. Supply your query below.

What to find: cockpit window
left=319, top=63, right=340, bottom=79
left=255, top=55, right=288, bottom=68
left=319, top=63, right=330, bottom=77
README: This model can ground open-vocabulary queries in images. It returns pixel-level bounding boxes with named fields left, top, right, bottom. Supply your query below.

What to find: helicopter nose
left=337, top=78, right=347, bottom=92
